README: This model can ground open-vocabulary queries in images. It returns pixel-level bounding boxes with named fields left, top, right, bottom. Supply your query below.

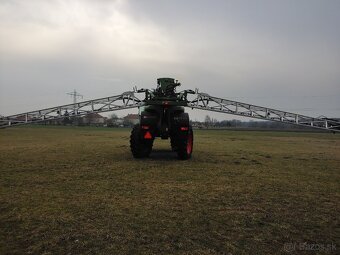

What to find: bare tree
left=107, top=113, right=119, bottom=127
left=204, top=115, right=211, bottom=127
left=110, top=113, right=118, bottom=120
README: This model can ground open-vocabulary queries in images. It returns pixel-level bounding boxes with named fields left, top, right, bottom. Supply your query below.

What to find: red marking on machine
left=144, top=131, right=153, bottom=139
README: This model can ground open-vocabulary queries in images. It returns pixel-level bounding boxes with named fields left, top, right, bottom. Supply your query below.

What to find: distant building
left=191, top=121, right=205, bottom=129
left=12, top=115, right=33, bottom=123
left=123, top=114, right=139, bottom=126
left=115, top=118, right=124, bottom=125
left=82, top=113, right=107, bottom=125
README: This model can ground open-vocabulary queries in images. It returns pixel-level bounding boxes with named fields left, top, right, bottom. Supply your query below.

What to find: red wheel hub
left=186, top=133, right=193, bottom=155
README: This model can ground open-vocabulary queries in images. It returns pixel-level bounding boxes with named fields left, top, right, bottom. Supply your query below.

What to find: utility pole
left=67, top=89, right=83, bottom=114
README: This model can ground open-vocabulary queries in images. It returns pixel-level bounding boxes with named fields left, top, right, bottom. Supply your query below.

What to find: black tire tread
left=130, top=124, right=153, bottom=158
left=175, top=126, right=193, bottom=160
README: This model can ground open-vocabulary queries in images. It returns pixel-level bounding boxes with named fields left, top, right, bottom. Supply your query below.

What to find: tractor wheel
left=176, top=127, right=193, bottom=160
left=130, top=124, right=153, bottom=158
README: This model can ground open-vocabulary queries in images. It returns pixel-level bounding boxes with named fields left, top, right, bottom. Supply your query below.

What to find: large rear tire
left=130, top=124, right=153, bottom=158
left=176, top=127, right=193, bottom=160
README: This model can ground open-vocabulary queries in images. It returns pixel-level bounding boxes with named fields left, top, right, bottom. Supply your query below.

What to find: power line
left=67, top=89, right=83, bottom=115
left=67, top=89, right=83, bottom=104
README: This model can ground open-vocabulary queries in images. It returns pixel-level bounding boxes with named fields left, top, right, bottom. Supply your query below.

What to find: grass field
left=0, top=126, right=339, bottom=254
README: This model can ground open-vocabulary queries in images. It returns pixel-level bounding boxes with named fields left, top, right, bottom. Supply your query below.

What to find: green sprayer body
left=130, top=78, right=194, bottom=159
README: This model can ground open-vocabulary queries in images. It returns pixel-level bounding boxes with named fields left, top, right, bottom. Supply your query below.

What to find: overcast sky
left=0, top=0, right=339, bottom=120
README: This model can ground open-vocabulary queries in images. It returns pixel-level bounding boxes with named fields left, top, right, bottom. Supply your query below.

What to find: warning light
left=144, top=131, right=152, bottom=139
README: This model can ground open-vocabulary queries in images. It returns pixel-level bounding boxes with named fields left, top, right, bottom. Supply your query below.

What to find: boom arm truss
left=0, top=92, right=143, bottom=128
left=187, top=93, right=340, bottom=132
left=1, top=90, right=339, bottom=132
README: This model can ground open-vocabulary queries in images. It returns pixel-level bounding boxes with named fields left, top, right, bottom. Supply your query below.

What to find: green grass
left=0, top=126, right=339, bottom=254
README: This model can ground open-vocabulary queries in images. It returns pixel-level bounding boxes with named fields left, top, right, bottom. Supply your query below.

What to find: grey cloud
left=0, top=0, right=339, bottom=119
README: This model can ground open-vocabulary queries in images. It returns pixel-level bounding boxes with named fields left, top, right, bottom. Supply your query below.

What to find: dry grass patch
left=0, top=127, right=339, bottom=254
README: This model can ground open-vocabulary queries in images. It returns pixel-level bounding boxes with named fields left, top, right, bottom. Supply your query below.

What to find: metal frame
left=187, top=93, right=340, bottom=132
left=1, top=90, right=339, bottom=132
left=0, top=92, right=143, bottom=128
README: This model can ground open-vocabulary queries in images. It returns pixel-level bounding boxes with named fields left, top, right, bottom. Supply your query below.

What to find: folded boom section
left=187, top=93, right=340, bottom=132
left=1, top=90, right=339, bottom=132
left=0, top=92, right=142, bottom=128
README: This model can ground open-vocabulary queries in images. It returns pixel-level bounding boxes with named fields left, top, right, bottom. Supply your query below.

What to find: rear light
left=141, top=125, right=149, bottom=130
left=180, top=127, right=189, bottom=131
